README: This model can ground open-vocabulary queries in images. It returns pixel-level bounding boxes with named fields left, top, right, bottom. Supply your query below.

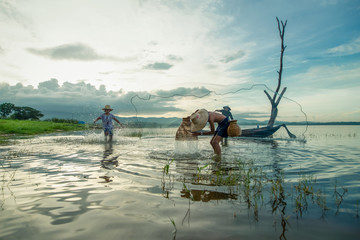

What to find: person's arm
left=229, top=112, right=234, bottom=120
left=113, top=117, right=124, bottom=128
left=93, top=117, right=101, bottom=123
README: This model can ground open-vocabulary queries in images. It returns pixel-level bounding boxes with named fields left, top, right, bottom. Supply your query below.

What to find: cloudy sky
left=1, top=0, right=359, bottom=122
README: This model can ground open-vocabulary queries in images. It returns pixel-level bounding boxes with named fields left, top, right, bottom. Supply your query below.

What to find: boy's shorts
left=104, top=127, right=113, bottom=136
left=214, top=117, right=229, bottom=138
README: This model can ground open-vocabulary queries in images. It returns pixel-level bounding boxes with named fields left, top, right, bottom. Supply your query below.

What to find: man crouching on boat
left=190, top=109, right=229, bottom=158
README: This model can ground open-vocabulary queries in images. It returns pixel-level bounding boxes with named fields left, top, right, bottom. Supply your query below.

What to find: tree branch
left=275, top=87, right=287, bottom=106
left=264, top=90, right=274, bottom=104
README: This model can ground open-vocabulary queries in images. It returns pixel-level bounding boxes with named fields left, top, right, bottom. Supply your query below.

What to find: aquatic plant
left=333, top=179, right=348, bottom=214
left=182, top=183, right=194, bottom=201
left=161, top=159, right=175, bottom=199
left=123, top=131, right=143, bottom=138
left=1, top=150, right=29, bottom=161
left=315, top=189, right=329, bottom=217
left=169, top=217, right=177, bottom=234
left=293, top=174, right=316, bottom=217
left=175, top=155, right=352, bottom=224
left=163, top=159, right=174, bottom=175
left=0, top=160, right=17, bottom=210
left=269, top=171, right=287, bottom=213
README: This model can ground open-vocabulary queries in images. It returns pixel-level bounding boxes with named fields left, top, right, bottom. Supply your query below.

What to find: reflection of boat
left=240, top=124, right=296, bottom=138
left=181, top=189, right=237, bottom=202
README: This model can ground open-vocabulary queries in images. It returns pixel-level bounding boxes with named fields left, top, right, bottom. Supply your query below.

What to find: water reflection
left=100, top=142, right=119, bottom=170
left=180, top=189, right=237, bottom=202
left=164, top=138, right=343, bottom=240
left=0, top=127, right=359, bottom=240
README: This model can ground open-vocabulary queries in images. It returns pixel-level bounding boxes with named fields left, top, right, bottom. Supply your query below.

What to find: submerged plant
left=315, top=189, right=329, bottom=216
left=293, top=174, right=316, bottom=216
left=169, top=217, right=177, bottom=234
left=334, top=180, right=348, bottom=214
left=182, top=183, right=194, bottom=201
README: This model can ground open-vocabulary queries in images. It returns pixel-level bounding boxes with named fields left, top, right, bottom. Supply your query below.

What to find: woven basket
left=227, top=120, right=242, bottom=137
left=176, top=117, right=198, bottom=140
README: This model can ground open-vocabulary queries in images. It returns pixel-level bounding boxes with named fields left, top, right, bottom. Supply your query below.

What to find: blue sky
left=0, top=0, right=359, bottom=122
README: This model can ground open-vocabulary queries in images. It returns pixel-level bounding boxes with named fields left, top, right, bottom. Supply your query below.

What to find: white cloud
left=326, top=37, right=360, bottom=56
left=287, top=63, right=360, bottom=93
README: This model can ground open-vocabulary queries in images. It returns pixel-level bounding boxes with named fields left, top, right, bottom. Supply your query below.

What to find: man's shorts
left=214, top=117, right=229, bottom=138
left=104, top=127, right=113, bottom=136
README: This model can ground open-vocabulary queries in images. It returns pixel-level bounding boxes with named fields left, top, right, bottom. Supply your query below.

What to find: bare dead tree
left=265, top=17, right=288, bottom=127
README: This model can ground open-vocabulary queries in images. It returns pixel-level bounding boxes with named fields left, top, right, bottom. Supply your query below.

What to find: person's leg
left=210, top=135, right=223, bottom=155
left=108, top=128, right=113, bottom=141
left=104, top=128, right=109, bottom=141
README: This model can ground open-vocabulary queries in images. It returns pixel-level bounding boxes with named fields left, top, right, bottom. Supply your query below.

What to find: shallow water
left=1, top=125, right=359, bottom=239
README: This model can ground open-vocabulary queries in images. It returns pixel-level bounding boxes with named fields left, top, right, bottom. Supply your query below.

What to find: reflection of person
left=100, top=142, right=119, bottom=170
left=93, top=105, right=123, bottom=141
left=215, top=106, right=233, bottom=120
left=190, top=109, right=229, bottom=158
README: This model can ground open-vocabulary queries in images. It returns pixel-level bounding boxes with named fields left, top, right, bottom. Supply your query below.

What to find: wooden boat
left=240, top=124, right=296, bottom=138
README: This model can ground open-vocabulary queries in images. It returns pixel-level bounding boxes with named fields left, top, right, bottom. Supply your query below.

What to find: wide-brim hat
left=190, top=109, right=209, bottom=132
left=102, top=105, right=113, bottom=111
left=223, top=106, right=231, bottom=110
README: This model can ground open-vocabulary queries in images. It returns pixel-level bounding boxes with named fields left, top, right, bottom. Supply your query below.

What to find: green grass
left=0, top=119, right=88, bottom=144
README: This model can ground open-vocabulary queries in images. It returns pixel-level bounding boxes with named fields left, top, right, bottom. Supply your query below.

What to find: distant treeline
left=0, top=102, right=43, bottom=120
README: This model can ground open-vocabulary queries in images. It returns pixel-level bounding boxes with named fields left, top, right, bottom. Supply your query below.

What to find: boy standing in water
left=93, top=105, right=123, bottom=141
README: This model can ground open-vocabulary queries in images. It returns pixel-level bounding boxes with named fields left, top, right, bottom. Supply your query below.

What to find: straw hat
left=190, top=109, right=209, bottom=132
left=102, top=105, right=113, bottom=111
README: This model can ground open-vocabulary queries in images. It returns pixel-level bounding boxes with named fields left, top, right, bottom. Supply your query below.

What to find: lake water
left=0, top=125, right=359, bottom=240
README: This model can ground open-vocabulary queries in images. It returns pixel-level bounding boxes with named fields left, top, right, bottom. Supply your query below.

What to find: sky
left=0, top=0, right=359, bottom=123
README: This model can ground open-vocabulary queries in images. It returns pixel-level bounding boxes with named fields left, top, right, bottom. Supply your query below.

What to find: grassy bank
left=0, top=119, right=88, bottom=144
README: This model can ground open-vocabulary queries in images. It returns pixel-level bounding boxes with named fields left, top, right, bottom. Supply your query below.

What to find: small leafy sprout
left=163, top=159, right=174, bottom=175
left=169, top=217, right=177, bottom=234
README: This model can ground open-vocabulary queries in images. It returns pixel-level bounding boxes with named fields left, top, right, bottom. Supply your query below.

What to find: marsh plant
left=161, top=159, right=175, bottom=199
left=293, top=174, right=317, bottom=216
left=164, top=157, right=354, bottom=222
left=1, top=149, right=30, bottom=170
left=334, top=179, right=348, bottom=214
